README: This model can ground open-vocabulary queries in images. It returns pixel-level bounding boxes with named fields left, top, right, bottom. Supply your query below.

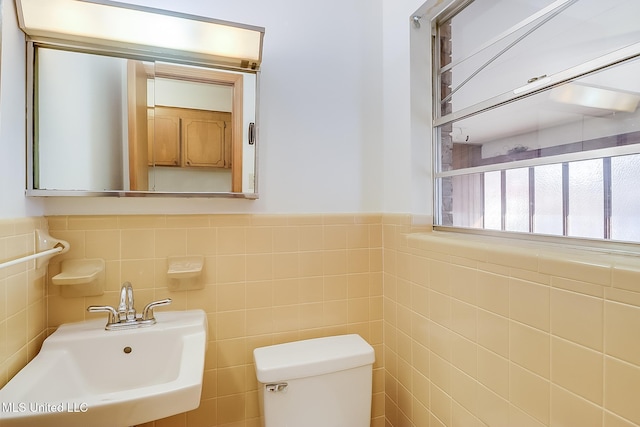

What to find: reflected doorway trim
left=152, top=62, right=244, bottom=193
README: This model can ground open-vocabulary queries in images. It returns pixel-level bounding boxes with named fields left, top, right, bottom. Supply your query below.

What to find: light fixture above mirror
left=16, top=0, right=265, bottom=198
left=16, top=0, right=264, bottom=71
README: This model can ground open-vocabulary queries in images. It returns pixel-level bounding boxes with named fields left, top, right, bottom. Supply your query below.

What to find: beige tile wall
left=0, top=217, right=48, bottom=389
left=6, top=213, right=640, bottom=427
left=383, top=223, right=640, bottom=427
left=45, top=214, right=385, bottom=427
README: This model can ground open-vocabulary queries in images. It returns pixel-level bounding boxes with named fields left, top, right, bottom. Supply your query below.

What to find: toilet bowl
left=253, top=334, right=375, bottom=427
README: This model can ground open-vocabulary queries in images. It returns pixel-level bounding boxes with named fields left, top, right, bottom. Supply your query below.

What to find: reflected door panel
left=183, top=118, right=228, bottom=168
left=150, top=112, right=181, bottom=166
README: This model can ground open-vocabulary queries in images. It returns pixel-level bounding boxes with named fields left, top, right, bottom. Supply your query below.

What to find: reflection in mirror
left=36, top=48, right=129, bottom=191
left=32, top=45, right=257, bottom=195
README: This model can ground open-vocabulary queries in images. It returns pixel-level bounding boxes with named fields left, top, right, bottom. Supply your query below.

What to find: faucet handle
left=87, top=305, right=119, bottom=325
left=142, top=298, right=172, bottom=321
left=118, top=282, right=136, bottom=322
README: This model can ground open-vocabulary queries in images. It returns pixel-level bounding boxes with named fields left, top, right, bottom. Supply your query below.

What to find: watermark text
left=2, top=402, right=89, bottom=414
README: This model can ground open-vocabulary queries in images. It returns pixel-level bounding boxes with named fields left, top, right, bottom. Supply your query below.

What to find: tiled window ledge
left=407, top=231, right=640, bottom=297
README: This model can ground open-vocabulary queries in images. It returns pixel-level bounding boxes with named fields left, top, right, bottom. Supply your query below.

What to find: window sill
left=407, top=229, right=640, bottom=299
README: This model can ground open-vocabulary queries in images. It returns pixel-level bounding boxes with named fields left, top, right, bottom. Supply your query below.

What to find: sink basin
left=0, top=310, right=207, bottom=427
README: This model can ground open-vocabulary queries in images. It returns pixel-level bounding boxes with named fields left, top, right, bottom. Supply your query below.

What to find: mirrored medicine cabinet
left=17, top=0, right=264, bottom=198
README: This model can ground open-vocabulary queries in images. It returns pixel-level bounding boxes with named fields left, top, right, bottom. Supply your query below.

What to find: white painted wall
left=154, top=78, right=233, bottom=112
left=37, top=49, right=125, bottom=191
left=0, top=0, right=43, bottom=218
left=0, top=0, right=430, bottom=216
left=383, top=0, right=433, bottom=216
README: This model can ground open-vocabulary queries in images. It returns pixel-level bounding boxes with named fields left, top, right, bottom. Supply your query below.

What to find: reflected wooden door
left=127, top=60, right=149, bottom=191
left=150, top=110, right=181, bottom=166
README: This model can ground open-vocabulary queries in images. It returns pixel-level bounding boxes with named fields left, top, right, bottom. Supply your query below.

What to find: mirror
left=16, top=0, right=264, bottom=198
left=29, top=44, right=258, bottom=196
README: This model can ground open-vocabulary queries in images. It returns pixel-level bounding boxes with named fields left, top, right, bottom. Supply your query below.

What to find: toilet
left=253, top=334, right=375, bottom=427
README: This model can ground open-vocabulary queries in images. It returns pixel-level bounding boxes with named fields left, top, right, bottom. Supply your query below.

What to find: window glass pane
left=484, top=171, right=502, bottom=230
left=443, top=0, right=556, bottom=67
left=611, top=154, right=640, bottom=242
left=534, top=164, right=563, bottom=236
left=451, top=174, right=483, bottom=228
left=568, top=159, right=603, bottom=239
left=440, top=54, right=640, bottom=173
left=437, top=176, right=454, bottom=226
left=439, top=0, right=640, bottom=114
left=434, top=0, right=640, bottom=244
left=505, top=168, right=529, bottom=232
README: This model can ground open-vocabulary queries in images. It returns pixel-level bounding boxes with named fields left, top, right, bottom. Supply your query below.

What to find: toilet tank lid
left=253, top=334, right=375, bottom=383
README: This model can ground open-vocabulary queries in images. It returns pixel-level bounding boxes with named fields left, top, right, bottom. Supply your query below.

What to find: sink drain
left=123, top=346, right=132, bottom=354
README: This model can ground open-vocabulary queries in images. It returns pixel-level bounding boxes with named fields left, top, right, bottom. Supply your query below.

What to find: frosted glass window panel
left=534, top=164, right=563, bottom=236
left=611, top=154, right=640, bottom=242
left=505, top=168, right=529, bottom=232
left=484, top=171, right=502, bottom=230
left=568, top=159, right=603, bottom=239
left=452, top=174, right=483, bottom=228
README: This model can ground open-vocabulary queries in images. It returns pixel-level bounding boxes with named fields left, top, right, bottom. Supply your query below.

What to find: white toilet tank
left=253, top=334, right=375, bottom=427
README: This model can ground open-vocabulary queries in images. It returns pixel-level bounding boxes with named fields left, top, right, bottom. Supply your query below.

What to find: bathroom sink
left=0, top=310, right=207, bottom=427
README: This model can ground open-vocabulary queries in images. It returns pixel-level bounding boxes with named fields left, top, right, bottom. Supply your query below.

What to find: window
left=433, top=0, right=640, bottom=243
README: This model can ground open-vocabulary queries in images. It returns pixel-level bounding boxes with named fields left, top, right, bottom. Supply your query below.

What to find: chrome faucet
left=118, top=281, right=136, bottom=322
left=87, top=282, right=172, bottom=330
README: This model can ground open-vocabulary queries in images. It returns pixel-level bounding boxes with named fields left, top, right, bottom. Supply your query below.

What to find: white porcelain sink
left=0, top=310, right=207, bottom=427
